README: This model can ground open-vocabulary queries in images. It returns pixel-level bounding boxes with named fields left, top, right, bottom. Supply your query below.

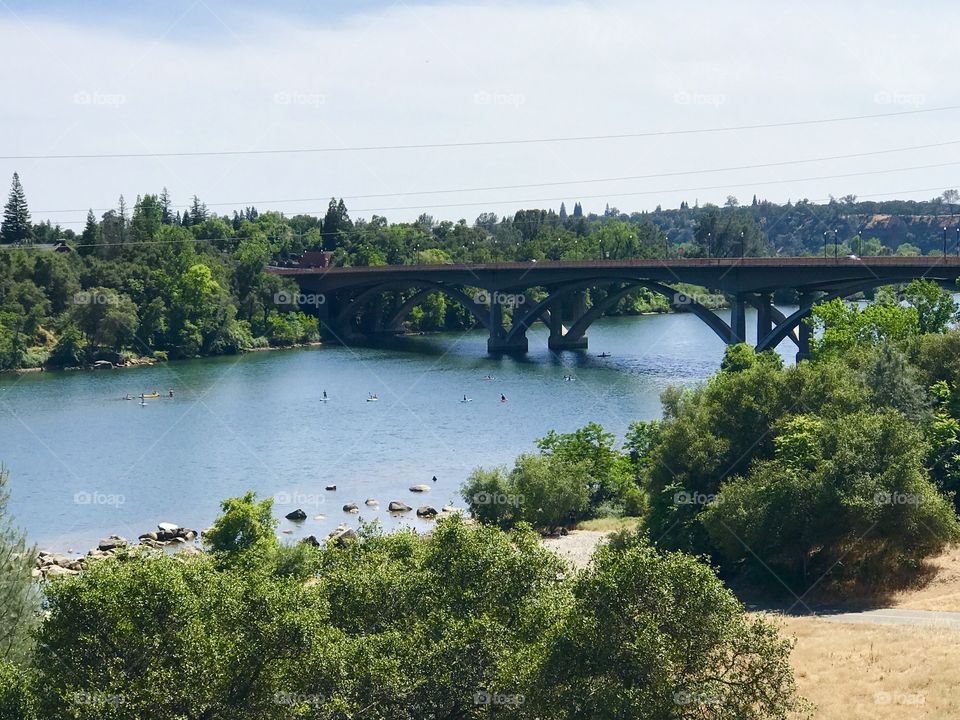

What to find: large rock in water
left=342, top=502, right=359, bottom=513
left=409, top=484, right=431, bottom=493
left=416, top=506, right=438, bottom=518
left=388, top=501, right=412, bottom=512
left=157, top=522, right=180, bottom=534
left=325, top=485, right=337, bottom=491
left=285, top=508, right=307, bottom=521
left=97, top=535, right=127, bottom=551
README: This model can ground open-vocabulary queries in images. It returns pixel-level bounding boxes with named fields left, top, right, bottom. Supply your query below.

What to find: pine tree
left=160, top=187, right=173, bottom=224
left=0, top=467, right=38, bottom=662
left=190, top=195, right=208, bottom=225
left=559, top=202, right=568, bottom=220
left=572, top=202, right=583, bottom=218
left=79, top=209, right=98, bottom=256
left=1, top=172, right=32, bottom=244
left=118, top=194, right=128, bottom=244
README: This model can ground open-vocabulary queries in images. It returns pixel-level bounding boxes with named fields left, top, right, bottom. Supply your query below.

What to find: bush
left=528, top=535, right=809, bottom=719
left=702, top=411, right=960, bottom=589
left=462, top=454, right=591, bottom=530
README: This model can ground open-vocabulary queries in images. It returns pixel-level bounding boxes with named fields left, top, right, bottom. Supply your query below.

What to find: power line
left=33, top=138, right=960, bottom=215
left=4, top=105, right=960, bottom=161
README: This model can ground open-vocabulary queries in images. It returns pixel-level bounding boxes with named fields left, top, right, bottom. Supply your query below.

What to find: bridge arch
left=334, top=279, right=491, bottom=331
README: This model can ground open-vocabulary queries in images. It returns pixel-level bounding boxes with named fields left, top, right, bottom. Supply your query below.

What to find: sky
left=1, top=0, right=959, bottom=230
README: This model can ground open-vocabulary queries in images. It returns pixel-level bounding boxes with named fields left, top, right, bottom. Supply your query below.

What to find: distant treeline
left=2, top=171, right=959, bottom=369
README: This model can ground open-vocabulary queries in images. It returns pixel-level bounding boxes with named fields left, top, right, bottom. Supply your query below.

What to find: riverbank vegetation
left=0, top=492, right=808, bottom=719
left=4, top=173, right=959, bottom=370
left=464, top=278, right=960, bottom=597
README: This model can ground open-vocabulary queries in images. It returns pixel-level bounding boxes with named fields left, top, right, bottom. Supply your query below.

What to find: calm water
left=0, top=310, right=795, bottom=551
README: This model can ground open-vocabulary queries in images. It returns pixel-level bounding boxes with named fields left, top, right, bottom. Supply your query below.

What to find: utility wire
left=4, top=104, right=960, bottom=160
left=32, top=138, right=960, bottom=215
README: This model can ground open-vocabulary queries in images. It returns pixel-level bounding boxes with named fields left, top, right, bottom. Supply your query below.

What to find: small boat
left=141, top=392, right=161, bottom=399
left=366, top=395, right=379, bottom=402
left=460, top=397, right=473, bottom=403
left=597, top=352, right=611, bottom=358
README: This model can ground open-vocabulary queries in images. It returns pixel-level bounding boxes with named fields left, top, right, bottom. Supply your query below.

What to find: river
left=0, top=309, right=795, bottom=551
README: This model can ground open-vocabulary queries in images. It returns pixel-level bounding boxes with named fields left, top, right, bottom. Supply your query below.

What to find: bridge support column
left=730, top=293, right=747, bottom=343
left=548, top=293, right=588, bottom=351
left=756, top=293, right=773, bottom=343
left=796, top=292, right=814, bottom=362
left=487, top=293, right=528, bottom=353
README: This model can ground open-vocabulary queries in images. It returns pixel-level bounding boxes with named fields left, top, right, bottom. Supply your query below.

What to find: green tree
left=903, top=278, right=957, bottom=334
left=0, top=467, right=37, bottom=665
left=0, top=173, right=31, bottom=245
left=204, top=491, right=278, bottom=560
left=529, top=535, right=808, bottom=719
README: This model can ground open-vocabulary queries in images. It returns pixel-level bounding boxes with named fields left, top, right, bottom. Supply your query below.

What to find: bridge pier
left=487, top=293, right=528, bottom=353
left=730, top=293, right=747, bottom=343
left=756, top=293, right=773, bottom=341
left=796, top=292, right=814, bottom=362
left=548, top=292, right=589, bottom=350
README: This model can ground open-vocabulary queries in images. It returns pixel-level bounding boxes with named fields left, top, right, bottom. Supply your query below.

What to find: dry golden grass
left=574, top=516, right=642, bottom=533
left=775, top=614, right=960, bottom=719
left=884, top=545, right=960, bottom=612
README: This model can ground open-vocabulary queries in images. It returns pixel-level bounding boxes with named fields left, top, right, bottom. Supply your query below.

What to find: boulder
left=388, top=501, right=412, bottom=512
left=325, top=485, right=337, bottom=491
left=181, top=529, right=197, bottom=541
left=97, top=535, right=127, bottom=551
left=328, top=527, right=356, bottom=547
left=285, top=508, right=307, bottom=521
left=176, top=545, right=203, bottom=557
left=44, top=564, right=79, bottom=577
left=343, top=502, right=359, bottom=513
left=301, top=535, right=321, bottom=547
left=365, top=498, right=379, bottom=506
left=158, top=522, right=180, bottom=534
left=441, top=505, right=464, bottom=514
left=416, top=506, right=438, bottom=518
left=139, top=531, right=159, bottom=541
left=409, top=484, right=431, bottom=493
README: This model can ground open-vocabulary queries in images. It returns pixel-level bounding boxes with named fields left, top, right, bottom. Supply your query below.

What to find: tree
left=0, top=467, right=37, bottom=665
left=204, top=491, right=278, bottom=559
left=159, top=187, right=173, bottom=224
left=903, top=278, right=957, bottom=334
left=702, top=411, right=960, bottom=588
left=529, top=535, right=808, bottom=719
left=78, top=210, right=97, bottom=256
left=1, top=173, right=31, bottom=244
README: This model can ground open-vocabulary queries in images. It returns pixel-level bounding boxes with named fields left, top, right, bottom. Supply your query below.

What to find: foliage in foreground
left=0, top=505, right=806, bottom=720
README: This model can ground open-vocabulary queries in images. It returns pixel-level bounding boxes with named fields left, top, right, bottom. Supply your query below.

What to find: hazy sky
left=1, top=0, right=958, bottom=230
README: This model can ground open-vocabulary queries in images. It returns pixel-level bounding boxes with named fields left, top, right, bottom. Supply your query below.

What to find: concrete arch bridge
left=270, top=257, right=960, bottom=361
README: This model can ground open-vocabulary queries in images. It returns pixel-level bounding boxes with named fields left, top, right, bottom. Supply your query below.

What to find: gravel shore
left=541, top=530, right=608, bottom=570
